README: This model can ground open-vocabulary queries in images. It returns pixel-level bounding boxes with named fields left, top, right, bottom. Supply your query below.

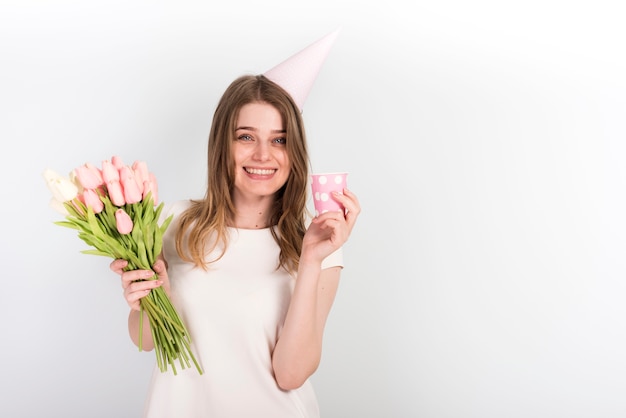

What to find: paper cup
left=311, top=172, right=348, bottom=215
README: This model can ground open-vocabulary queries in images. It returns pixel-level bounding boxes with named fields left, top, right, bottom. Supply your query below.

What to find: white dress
left=142, top=200, right=343, bottom=418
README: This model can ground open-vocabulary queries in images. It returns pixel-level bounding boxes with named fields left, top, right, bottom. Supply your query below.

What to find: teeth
left=245, top=168, right=276, bottom=175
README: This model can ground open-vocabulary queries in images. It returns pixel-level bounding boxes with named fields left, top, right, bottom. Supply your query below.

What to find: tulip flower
left=114, top=208, right=134, bottom=234
left=120, top=166, right=143, bottom=204
left=68, top=170, right=83, bottom=193
left=82, top=188, right=104, bottom=214
left=43, top=155, right=201, bottom=376
left=143, top=172, right=159, bottom=204
left=132, top=160, right=149, bottom=187
left=49, top=197, right=70, bottom=216
left=101, top=160, right=120, bottom=183
left=42, top=169, right=79, bottom=202
left=111, top=155, right=125, bottom=170
left=107, top=180, right=125, bottom=206
left=74, top=163, right=104, bottom=190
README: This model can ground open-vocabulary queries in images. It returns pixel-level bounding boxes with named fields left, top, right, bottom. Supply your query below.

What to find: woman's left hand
left=301, top=188, right=361, bottom=264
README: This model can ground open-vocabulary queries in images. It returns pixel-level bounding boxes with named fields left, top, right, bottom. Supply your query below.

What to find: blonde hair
left=175, top=75, right=309, bottom=274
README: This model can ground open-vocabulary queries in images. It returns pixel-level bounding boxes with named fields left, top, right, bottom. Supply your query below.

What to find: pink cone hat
left=263, top=28, right=341, bottom=111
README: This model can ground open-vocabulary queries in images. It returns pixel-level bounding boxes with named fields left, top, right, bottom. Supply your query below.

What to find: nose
left=252, top=141, right=270, bottom=161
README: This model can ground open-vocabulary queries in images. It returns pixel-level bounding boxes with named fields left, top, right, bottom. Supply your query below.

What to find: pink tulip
left=115, top=209, right=133, bottom=234
left=132, top=160, right=149, bottom=187
left=120, top=166, right=143, bottom=204
left=143, top=172, right=159, bottom=204
left=111, top=155, right=125, bottom=170
left=82, top=188, right=104, bottom=213
left=101, top=160, right=120, bottom=183
left=107, top=180, right=125, bottom=206
left=74, top=163, right=104, bottom=190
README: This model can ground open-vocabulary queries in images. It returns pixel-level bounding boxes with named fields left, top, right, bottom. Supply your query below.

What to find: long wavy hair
left=175, top=75, right=310, bottom=274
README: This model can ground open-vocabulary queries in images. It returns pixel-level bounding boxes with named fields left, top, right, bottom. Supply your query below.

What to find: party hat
left=264, top=28, right=340, bottom=111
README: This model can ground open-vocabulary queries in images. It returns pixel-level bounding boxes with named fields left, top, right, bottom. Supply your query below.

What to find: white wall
left=2, top=1, right=625, bottom=417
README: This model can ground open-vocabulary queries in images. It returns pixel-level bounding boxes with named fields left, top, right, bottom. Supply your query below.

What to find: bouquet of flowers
left=43, top=155, right=202, bottom=375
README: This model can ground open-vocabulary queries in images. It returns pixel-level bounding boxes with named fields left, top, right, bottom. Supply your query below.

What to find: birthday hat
left=263, top=28, right=340, bottom=111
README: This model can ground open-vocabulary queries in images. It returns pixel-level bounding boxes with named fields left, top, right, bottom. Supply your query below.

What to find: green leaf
left=86, top=208, right=105, bottom=240
left=81, top=249, right=114, bottom=257
left=54, top=220, right=82, bottom=231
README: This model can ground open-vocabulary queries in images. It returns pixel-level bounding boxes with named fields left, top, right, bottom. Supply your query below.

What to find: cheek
left=277, top=149, right=290, bottom=166
left=281, top=157, right=292, bottom=182
left=232, top=146, right=252, bottom=166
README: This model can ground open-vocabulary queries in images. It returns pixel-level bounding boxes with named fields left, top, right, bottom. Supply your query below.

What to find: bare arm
left=272, top=262, right=341, bottom=390
left=272, top=189, right=360, bottom=390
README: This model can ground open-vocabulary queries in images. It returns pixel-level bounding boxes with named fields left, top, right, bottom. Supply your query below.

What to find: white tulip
left=49, top=197, right=70, bottom=216
left=42, top=168, right=79, bottom=202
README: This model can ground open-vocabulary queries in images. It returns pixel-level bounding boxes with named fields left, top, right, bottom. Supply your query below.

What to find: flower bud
left=42, top=169, right=79, bottom=202
left=111, top=155, right=125, bottom=170
left=132, top=160, right=149, bottom=187
left=143, top=172, right=159, bottom=204
left=120, top=166, right=143, bottom=204
left=115, top=209, right=133, bottom=234
left=74, top=163, right=103, bottom=190
left=49, top=198, right=70, bottom=216
left=101, top=160, right=120, bottom=183
left=82, top=188, right=104, bottom=214
left=107, top=180, right=125, bottom=206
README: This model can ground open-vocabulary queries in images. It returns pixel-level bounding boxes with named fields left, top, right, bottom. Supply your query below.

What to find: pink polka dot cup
left=311, top=172, right=348, bottom=216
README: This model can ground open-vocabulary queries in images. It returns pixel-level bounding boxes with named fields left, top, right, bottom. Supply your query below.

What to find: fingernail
left=142, top=271, right=154, bottom=278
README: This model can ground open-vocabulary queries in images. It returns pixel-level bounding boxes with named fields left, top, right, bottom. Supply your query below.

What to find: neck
left=232, top=211, right=272, bottom=229
left=230, top=191, right=278, bottom=229
left=231, top=199, right=274, bottom=229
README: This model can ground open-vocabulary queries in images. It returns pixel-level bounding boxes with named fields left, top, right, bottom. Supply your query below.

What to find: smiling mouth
left=244, top=168, right=277, bottom=175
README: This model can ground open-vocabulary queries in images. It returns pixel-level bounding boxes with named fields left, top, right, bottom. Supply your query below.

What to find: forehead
left=236, top=102, right=284, bottom=129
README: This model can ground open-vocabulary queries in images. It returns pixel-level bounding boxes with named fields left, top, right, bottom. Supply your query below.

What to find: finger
left=314, top=217, right=347, bottom=236
left=335, top=193, right=360, bottom=226
left=153, top=258, right=167, bottom=275
left=124, top=280, right=162, bottom=309
left=312, top=210, right=345, bottom=227
left=342, top=187, right=360, bottom=204
left=110, top=259, right=128, bottom=274
left=120, top=269, right=157, bottom=289
left=339, top=189, right=361, bottom=213
left=314, top=205, right=356, bottom=238
left=325, top=191, right=358, bottom=218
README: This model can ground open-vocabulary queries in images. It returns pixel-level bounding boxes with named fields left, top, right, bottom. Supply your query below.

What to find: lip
left=244, top=167, right=277, bottom=177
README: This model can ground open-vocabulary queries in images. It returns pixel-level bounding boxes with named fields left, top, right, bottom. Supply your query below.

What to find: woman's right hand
left=109, top=256, right=169, bottom=311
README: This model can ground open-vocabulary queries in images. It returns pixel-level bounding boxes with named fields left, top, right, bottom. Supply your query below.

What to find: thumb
left=153, top=258, right=167, bottom=276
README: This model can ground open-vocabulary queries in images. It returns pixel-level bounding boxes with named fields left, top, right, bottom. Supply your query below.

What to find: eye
left=237, top=134, right=253, bottom=141
left=273, top=137, right=286, bottom=145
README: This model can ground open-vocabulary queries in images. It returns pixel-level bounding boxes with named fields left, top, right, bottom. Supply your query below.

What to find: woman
left=110, top=34, right=360, bottom=418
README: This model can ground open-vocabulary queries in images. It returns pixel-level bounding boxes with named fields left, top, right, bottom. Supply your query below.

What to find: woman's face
left=231, top=101, right=291, bottom=202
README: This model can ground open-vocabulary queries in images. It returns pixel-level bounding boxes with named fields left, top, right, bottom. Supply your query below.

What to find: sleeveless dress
left=142, top=200, right=343, bottom=418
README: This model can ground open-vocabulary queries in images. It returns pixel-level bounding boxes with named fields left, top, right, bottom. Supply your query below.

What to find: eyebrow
left=235, top=126, right=286, bottom=134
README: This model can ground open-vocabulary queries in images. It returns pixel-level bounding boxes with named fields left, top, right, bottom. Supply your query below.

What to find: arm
left=272, top=262, right=341, bottom=390
left=272, top=188, right=360, bottom=390
left=110, top=255, right=169, bottom=351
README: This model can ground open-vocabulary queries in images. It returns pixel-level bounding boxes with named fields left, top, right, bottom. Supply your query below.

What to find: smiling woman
left=9, top=1, right=623, bottom=416
left=104, top=30, right=361, bottom=418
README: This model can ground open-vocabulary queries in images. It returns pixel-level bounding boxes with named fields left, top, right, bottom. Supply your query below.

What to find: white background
left=1, top=1, right=625, bottom=417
